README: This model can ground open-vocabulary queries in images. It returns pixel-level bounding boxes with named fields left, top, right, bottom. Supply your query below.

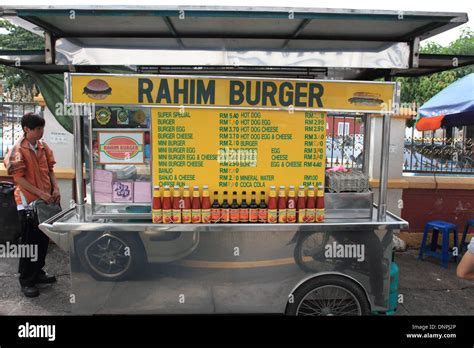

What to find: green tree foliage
left=0, top=19, right=44, bottom=91
left=397, top=28, right=474, bottom=108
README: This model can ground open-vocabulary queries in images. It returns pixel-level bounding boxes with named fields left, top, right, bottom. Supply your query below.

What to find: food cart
left=1, top=5, right=468, bottom=315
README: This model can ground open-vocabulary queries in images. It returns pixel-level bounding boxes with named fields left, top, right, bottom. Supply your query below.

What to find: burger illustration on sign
left=348, top=92, right=384, bottom=106
left=83, top=79, right=112, bottom=100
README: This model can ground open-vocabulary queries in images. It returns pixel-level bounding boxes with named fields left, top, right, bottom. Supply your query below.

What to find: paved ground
left=1, top=244, right=474, bottom=315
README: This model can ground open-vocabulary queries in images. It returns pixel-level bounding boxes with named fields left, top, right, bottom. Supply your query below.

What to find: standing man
left=4, top=112, right=60, bottom=297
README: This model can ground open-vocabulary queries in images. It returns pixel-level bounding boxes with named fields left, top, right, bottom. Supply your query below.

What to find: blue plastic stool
left=418, top=220, right=458, bottom=268
left=460, top=219, right=474, bottom=253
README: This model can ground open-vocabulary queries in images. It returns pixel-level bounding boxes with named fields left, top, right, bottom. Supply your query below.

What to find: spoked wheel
left=294, top=232, right=330, bottom=273
left=286, top=276, right=371, bottom=316
left=76, top=232, right=146, bottom=281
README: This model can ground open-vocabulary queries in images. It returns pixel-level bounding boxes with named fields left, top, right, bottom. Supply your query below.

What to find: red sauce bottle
left=221, top=191, right=230, bottom=223
left=230, top=191, right=240, bottom=223
left=306, top=185, right=316, bottom=223
left=258, top=190, right=267, bottom=223
left=316, top=185, right=325, bottom=222
left=239, top=191, right=249, bottom=223
left=172, top=185, right=181, bottom=223
left=249, top=191, right=259, bottom=223
left=162, top=186, right=172, bottom=223
left=297, top=185, right=306, bottom=223
left=277, top=185, right=287, bottom=223
left=267, top=186, right=277, bottom=223
left=152, top=185, right=162, bottom=224
left=211, top=191, right=221, bottom=223
left=191, top=186, right=201, bottom=223
left=201, top=185, right=211, bottom=223
left=286, top=185, right=296, bottom=223
left=181, top=186, right=192, bottom=224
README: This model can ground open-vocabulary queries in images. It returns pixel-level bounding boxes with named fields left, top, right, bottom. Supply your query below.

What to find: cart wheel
left=76, top=232, right=146, bottom=281
left=294, top=232, right=330, bottom=273
left=286, top=275, right=371, bottom=316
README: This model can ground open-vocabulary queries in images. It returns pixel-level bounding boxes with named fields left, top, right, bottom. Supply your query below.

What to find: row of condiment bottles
left=152, top=185, right=324, bottom=224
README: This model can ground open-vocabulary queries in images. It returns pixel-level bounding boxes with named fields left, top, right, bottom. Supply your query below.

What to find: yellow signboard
left=71, top=74, right=395, bottom=112
left=69, top=74, right=395, bottom=201
left=151, top=108, right=325, bottom=198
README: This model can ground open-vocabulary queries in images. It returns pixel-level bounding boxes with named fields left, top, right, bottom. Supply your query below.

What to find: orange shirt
left=3, top=137, right=56, bottom=205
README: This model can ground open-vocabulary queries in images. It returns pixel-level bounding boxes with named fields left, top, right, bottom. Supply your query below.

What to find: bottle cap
left=164, top=185, right=170, bottom=189
left=299, top=185, right=305, bottom=189
left=153, top=185, right=160, bottom=189
left=184, top=185, right=189, bottom=189
left=203, top=185, right=208, bottom=189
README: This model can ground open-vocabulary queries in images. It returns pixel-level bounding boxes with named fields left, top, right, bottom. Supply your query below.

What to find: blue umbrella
left=416, top=73, right=474, bottom=131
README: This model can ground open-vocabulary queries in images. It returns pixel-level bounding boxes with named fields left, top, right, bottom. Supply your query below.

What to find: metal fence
left=404, top=126, right=474, bottom=175
left=0, top=102, right=40, bottom=160
left=325, top=113, right=365, bottom=171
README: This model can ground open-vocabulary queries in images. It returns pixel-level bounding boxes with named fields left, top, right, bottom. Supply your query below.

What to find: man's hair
left=21, top=113, right=45, bottom=134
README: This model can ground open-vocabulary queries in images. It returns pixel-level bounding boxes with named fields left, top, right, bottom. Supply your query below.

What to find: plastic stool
left=460, top=219, right=474, bottom=253
left=418, top=220, right=458, bottom=268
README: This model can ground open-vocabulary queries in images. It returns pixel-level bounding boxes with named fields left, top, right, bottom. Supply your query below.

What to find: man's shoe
left=36, top=274, right=57, bottom=284
left=21, top=286, right=40, bottom=298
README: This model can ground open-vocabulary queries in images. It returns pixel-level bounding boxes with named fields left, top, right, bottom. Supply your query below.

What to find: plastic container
left=326, top=169, right=369, bottom=193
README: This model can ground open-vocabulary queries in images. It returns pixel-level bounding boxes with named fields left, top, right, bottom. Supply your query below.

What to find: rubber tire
left=286, top=275, right=371, bottom=316
left=294, top=232, right=330, bottom=273
left=75, top=231, right=146, bottom=281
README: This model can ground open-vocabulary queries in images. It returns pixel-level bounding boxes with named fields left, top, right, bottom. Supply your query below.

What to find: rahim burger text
left=138, top=78, right=324, bottom=108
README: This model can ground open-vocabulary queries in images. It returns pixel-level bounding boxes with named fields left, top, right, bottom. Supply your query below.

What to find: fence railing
left=0, top=102, right=40, bottom=160
left=403, top=127, right=474, bottom=175
left=325, top=114, right=365, bottom=171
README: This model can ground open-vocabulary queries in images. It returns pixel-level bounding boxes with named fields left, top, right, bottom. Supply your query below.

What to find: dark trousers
left=18, top=210, right=49, bottom=287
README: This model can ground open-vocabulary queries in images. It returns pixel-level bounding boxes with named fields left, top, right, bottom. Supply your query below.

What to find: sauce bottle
left=181, top=186, right=192, bottom=224
left=286, top=185, right=296, bottom=223
left=316, top=185, right=325, bottom=222
left=277, top=185, right=287, bottom=223
left=297, top=185, right=306, bottom=223
left=239, top=191, right=249, bottom=223
left=191, top=186, right=201, bottom=223
left=152, top=185, right=162, bottom=224
left=162, top=186, right=172, bottom=223
left=306, top=185, right=316, bottom=223
left=249, top=191, right=259, bottom=223
left=221, top=191, right=230, bottom=223
left=267, top=186, right=277, bottom=223
left=258, top=190, right=267, bottom=223
left=172, top=185, right=181, bottom=223
left=201, top=185, right=211, bottom=223
left=230, top=191, right=240, bottom=223
left=211, top=191, right=221, bottom=223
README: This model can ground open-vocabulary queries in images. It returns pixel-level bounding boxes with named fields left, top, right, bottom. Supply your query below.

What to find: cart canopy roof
left=0, top=5, right=468, bottom=70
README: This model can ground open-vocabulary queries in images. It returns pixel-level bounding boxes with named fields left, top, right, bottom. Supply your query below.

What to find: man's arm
left=15, top=176, right=53, bottom=204
left=49, top=171, right=61, bottom=204
left=456, top=251, right=474, bottom=281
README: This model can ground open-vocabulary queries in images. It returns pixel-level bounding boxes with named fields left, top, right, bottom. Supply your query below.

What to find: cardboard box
left=94, top=181, right=113, bottom=194
left=134, top=181, right=151, bottom=203
left=112, top=181, right=133, bottom=202
left=94, top=192, right=112, bottom=203
left=94, top=169, right=116, bottom=183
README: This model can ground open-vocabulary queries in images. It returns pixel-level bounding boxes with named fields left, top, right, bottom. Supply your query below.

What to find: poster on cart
left=98, top=131, right=145, bottom=164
